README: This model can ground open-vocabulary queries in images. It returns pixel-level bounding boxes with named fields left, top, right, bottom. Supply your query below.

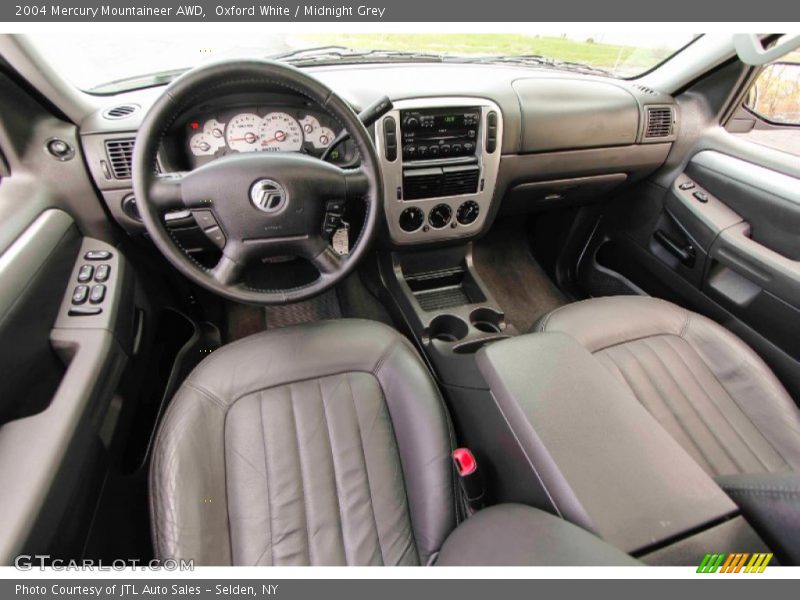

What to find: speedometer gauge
left=258, top=112, right=303, bottom=152
left=225, top=113, right=262, bottom=153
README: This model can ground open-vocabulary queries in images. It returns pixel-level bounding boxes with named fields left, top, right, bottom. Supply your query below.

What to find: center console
left=375, top=98, right=503, bottom=245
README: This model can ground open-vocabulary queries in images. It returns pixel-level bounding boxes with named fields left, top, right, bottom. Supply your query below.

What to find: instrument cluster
left=183, top=105, right=356, bottom=166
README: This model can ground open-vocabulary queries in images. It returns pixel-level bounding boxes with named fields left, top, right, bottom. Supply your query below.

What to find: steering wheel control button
left=323, top=211, right=343, bottom=236
left=94, top=264, right=111, bottom=282
left=428, top=204, right=453, bottom=229
left=693, top=191, right=709, bottom=203
left=205, top=227, right=226, bottom=249
left=457, top=201, right=481, bottom=225
left=85, top=250, right=112, bottom=261
left=399, top=206, right=425, bottom=232
left=72, top=285, right=89, bottom=305
left=250, top=179, right=287, bottom=213
left=193, top=210, right=218, bottom=230
left=77, top=265, right=94, bottom=283
left=325, top=200, right=345, bottom=214
left=89, top=284, right=106, bottom=304
left=679, top=181, right=696, bottom=190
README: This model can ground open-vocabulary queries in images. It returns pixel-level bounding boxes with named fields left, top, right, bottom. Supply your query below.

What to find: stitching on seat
left=346, top=372, right=386, bottom=565
left=319, top=377, right=350, bottom=564
left=183, top=382, right=228, bottom=411
left=680, top=325, right=796, bottom=473
left=679, top=310, right=692, bottom=338
left=641, top=337, right=747, bottom=474
left=257, top=394, right=275, bottom=566
left=662, top=335, right=780, bottom=473
left=288, top=383, right=314, bottom=565
left=617, top=342, right=719, bottom=473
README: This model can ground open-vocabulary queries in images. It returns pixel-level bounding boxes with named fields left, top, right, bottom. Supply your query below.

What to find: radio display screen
left=399, top=107, right=481, bottom=160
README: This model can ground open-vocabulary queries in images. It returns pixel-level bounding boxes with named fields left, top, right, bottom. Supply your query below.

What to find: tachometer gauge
left=258, top=112, right=303, bottom=152
left=225, top=113, right=262, bottom=153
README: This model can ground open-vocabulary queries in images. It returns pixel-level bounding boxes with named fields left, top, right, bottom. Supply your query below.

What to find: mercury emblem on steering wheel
left=250, top=179, right=287, bottom=213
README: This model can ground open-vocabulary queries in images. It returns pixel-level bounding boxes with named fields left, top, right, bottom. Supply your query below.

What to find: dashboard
left=173, top=102, right=358, bottom=169
left=80, top=63, right=678, bottom=248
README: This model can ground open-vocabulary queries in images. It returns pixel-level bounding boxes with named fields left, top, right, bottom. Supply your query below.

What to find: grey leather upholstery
left=436, top=504, right=639, bottom=566
left=150, top=319, right=457, bottom=566
left=534, top=296, right=800, bottom=477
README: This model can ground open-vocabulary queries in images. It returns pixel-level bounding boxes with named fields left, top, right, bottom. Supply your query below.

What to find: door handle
left=654, top=230, right=696, bottom=267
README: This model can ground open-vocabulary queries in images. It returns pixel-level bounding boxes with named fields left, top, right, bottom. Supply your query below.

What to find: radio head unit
left=400, top=107, right=480, bottom=160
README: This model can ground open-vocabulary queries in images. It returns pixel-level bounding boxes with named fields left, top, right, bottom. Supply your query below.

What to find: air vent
left=403, top=168, right=442, bottom=200
left=441, top=166, right=480, bottom=196
left=104, top=138, right=135, bottom=179
left=102, top=104, right=140, bottom=120
left=644, top=106, right=674, bottom=138
left=403, top=165, right=480, bottom=200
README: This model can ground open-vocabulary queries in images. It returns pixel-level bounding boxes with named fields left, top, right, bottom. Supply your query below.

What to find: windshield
left=26, top=32, right=698, bottom=94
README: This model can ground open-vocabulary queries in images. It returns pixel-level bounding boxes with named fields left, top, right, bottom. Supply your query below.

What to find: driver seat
left=149, top=319, right=636, bottom=566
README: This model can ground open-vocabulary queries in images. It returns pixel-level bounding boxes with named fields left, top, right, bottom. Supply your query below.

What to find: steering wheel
left=132, top=60, right=382, bottom=304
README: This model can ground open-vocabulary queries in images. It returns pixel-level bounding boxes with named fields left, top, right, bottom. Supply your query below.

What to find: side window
left=745, top=60, right=800, bottom=125
left=729, top=50, right=800, bottom=157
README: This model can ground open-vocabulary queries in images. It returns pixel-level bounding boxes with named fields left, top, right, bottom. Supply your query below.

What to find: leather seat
left=150, top=318, right=637, bottom=566
left=150, top=319, right=457, bottom=566
left=534, top=296, right=800, bottom=477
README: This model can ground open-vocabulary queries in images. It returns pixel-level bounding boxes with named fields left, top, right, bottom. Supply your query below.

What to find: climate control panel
left=377, top=98, right=503, bottom=245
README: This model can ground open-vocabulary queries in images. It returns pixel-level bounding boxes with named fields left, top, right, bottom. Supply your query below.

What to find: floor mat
left=473, top=227, right=568, bottom=332
left=264, top=287, right=342, bottom=329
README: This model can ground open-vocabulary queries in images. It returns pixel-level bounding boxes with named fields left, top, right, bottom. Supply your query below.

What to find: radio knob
left=404, top=116, right=420, bottom=130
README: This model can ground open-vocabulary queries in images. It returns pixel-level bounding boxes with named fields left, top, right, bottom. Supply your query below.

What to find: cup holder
left=469, top=307, right=505, bottom=333
left=428, top=314, right=469, bottom=343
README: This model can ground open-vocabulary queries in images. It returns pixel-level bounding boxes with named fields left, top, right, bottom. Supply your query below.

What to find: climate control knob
left=456, top=200, right=480, bottom=225
left=399, top=206, right=425, bottom=232
left=428, top=204, right=453, bottom=229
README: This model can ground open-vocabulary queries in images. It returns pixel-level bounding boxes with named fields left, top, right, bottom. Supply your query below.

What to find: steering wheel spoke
left=149, top=173, right=186, bottom=212
left=310, top=243, right=344, bottom=275
left=211, top=251, right=246, bottom=286
left=343, top=165, right=370, bottom=200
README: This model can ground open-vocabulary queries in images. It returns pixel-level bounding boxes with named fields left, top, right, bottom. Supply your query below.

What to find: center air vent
left=644, top=106, right=675, bottom=138
left=403, top=165, right=480, bottom=200
left=104, top=138, right=135, bottom=179
left=441, top=165, right=480, bottom=196
left=102, top=104, right=140, bottom=120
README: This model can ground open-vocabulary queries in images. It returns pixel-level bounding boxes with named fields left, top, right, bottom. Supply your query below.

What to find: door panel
left=578, top=134, right=800, bottom=400
left=0, top=67, right=131, bottom=561
left=687, top=151, right=800, bottom=259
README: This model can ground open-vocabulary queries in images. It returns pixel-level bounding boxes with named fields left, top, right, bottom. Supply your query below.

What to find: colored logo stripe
left=697, top=553, right=773, bottom=573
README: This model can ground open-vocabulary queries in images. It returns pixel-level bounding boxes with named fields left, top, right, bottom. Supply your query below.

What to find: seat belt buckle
left=452, top=448, right=485, bottom=516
